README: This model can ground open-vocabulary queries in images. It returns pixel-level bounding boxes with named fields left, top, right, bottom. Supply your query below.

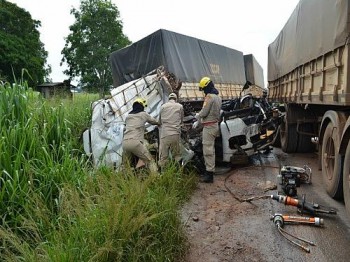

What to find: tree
left=61, top=0, right=131, bottom=96
left=0, top=0, right=50, bottom=87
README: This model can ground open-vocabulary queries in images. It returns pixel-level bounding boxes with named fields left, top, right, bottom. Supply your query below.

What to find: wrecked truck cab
left=82, top=68, right=196, bottom=169
left=218, top=94, right=282, bottom=165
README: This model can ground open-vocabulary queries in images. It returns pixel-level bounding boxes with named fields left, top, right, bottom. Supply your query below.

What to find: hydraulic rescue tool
left=270, top=213, right=322, bottom=253
left=271, top=194, right=337, bottom=215
left=277, top=165, right=312, bottom=197
left=270, top=213, right=324, bottom=227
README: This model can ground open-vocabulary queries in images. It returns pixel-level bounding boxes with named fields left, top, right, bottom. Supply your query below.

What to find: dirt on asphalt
left=181, top=148, right=350, bottom=262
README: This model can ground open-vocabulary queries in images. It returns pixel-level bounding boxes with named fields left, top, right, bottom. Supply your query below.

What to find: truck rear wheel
left=280, top=105, right=298, bottom=153
left=321, top=121, right=343, bottom=199
left=297, top=123, right=315, bottom=153
left=343, top=142, right=350, bottom=218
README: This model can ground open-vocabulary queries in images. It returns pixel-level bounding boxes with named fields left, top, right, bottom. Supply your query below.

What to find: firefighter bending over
left=122, top=98, right=159, bottom=173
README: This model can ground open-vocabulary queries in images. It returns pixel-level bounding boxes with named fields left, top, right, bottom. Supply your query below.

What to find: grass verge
left=0, top=81, right=197, bottom=261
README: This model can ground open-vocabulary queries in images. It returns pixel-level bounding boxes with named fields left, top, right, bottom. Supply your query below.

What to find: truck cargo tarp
left=268, top=0, right=350, bottom=81
left=244, top=54, right=265, bottom=89
left=110, top=29, right=246, bottom=87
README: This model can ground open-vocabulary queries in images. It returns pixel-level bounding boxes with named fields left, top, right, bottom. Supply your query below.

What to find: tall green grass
left=0, top=81, right=197, bottom=261
left=46, top=93, right=99, bottom=149
left=0, top=82, right=88, bottom=229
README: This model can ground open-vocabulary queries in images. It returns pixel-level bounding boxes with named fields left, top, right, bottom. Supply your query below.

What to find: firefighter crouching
left=196, top=77, right=222, bottom=183
left=122, top=98, right=159, bottom=173
left=158, top=92, right=184, bottom=169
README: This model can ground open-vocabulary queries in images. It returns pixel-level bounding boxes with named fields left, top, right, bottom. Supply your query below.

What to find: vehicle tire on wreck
left=343, top=142, right=350, bottom=217
left=322, top=121, right=343, bottom=199
left=280, top=105, right=298, bottom=153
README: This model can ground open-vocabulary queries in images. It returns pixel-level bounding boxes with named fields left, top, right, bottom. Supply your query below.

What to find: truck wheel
left=280, top=121, right=298, bottom=153
left=297, top=123, right=315, bottom=153
left=343, top=142, right=350, bottom=218
left=322, top=121, right=343, bottom=199
left=280, top=107, right=298, bottom=153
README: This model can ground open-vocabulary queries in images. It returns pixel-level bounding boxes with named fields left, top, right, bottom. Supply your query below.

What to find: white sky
left=8, top=0, right=299, bottom=85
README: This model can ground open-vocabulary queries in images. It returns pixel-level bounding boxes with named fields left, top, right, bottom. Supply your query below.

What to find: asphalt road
left=181, top=147, right=350, bottom=262
left=261, top=148, right=350, bottom=261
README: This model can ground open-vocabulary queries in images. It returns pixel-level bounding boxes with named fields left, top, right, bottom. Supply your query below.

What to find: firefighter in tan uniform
left=158, top=93, right=184, bottom=168
left=122, top=98, right=159, bottom=173
left=196, top=77, right=222, bottom=183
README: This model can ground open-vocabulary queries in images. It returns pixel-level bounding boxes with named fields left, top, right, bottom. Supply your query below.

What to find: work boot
left=149, top=161, right=159, bottom=175
left=200, top=171, right=214, bottom=183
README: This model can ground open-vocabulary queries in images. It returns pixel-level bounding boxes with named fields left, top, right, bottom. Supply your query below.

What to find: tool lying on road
left=270, top=213, right=324, bottom=227
left=271, top=194, right=337, bottom=215
left=271, top=213, right=321, bottom=253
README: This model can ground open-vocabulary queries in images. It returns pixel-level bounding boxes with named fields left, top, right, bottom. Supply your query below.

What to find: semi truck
left=268, top=0, right=350, bottom=217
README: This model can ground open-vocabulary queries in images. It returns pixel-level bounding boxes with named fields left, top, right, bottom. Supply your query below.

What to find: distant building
left=35, top=80, right=75, bottom=99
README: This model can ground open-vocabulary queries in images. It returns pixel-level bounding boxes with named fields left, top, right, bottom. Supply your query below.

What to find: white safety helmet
left=168, top=92, right=177, bottom=100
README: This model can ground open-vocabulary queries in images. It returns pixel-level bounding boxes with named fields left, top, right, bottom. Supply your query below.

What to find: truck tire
left=280, top=105, right=298, bottom=153
left=297, top=123, right=315, bottom=153
left=343, top=142, right=350, bottom=218
left=321, top=121, right=343, bottom=199
left=281, top=122, right=298, bottom=153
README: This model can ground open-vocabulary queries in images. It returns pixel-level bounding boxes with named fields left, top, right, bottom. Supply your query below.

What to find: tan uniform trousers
left=122, top=139, right=157, bottom=173
left=159, top=134, right=181, bottom=168
left=202, top=124, right=219, bottom=172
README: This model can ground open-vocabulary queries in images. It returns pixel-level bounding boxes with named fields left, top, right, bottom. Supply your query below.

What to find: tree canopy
left=0, top=0, right=50, bottom=87
left=61, top=0, right=131, bottom=95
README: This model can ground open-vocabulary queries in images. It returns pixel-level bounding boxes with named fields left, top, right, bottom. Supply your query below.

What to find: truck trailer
left=109, top=29, right=266, bottom=109
left=268, top=0, right=350, bottom=217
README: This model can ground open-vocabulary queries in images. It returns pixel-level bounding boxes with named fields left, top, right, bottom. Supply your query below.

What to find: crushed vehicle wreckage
left=82, top=29, right=283, bottom=172
left=82, top=67, right=282, bottom=173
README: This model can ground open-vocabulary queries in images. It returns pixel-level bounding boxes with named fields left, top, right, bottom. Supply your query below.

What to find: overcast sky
left=8, top=0, right=299, bottom=85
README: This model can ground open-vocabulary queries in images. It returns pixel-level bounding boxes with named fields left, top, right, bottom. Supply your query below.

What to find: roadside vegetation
left=0, top=81, right=197, bottom=261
